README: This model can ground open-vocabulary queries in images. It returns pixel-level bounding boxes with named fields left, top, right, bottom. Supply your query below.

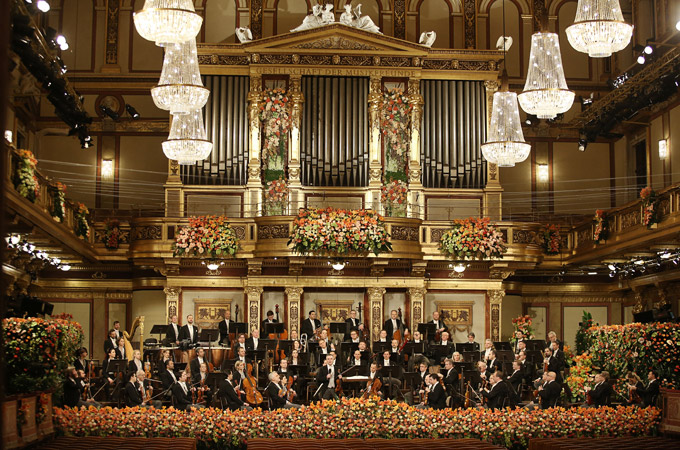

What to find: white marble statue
left=321, top=4, right=335, bottom=25
left=291, top=4, right=324, bottom=32
left=235, top=27, right=253, bottom=43
left=352, top=4, right=381, bottom=34
left=340, top=5, right=354, bottom=27
left=495, top=36, right=513, bottom=52
left=418, top=31, right=437, bottom=47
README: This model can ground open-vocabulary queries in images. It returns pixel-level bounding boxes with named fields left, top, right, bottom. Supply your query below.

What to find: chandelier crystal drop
left=162, top=110, right=212, bottom=165
left=133, top=0, right=203, bottom=46
left=566, top=0, right=633, bottom=58
left=518, top=32, right=575, bottom=120
left=151, top=39, right=209, bottom=114
left=481, top=91, right=531, bottom=168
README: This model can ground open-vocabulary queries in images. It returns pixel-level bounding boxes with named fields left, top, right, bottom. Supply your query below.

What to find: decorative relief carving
left=463, top=0, right=476, bottom=49
left=487, top=289, right=506, bottom=304
left=248, top=164, right=261, bottom=180
left=285, top=287, right=303, bottom=335
left=489, top=163, right=498, bottom=180
left=380, top=57, right=411, bottom=67
left=258, top=54, right=293, bottom=65
left=409, top=287, right=426, bottom=325
left=577, top=228, right=593, bottom=246
left=489, top=269, right=515, bottom=280
left=250, top=0, right=263, bottom=40
left=620, top=208, right=641, bottom=230
left=512, top=230, right=538, bottom=244
left=368, top=287, right=385, bottom=339
left=300, top=55, right=332, bottom=65
left=490, top=303, right=500, bottom=341
left=393, top=0, right=406, bottom=40
left=130, top=225, right=162, bottom=241
left=340, top=56, right=373, bottom=66
left=659, top=197, right=671, bottom=217
left=198, top=55, right=250, bottom=65
left=246, top=286, right=263, bottom=333
left=409, top=168, right=422, bottom=183
left=257, top=224, right=289, bottom=239
left=105, top=0, right=120, bottom=65
left=369, top=168, right=382, bottom=182
left=430, top=228, right=449, bottom=243
left=292, top=37, right=379, bottom=50
left=232, top=226, right=246, bottom=240
left=392, top=226, right=419, bottom=241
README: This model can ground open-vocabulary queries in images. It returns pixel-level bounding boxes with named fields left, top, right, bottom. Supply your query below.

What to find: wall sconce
left=101, top=159, right=114, bottom=181
left=537, top=164, right=549, bottom=182
left=659, top=139, right=668, bottom=160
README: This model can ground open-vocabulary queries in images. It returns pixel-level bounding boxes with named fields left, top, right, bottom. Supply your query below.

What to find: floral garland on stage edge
left=264, top=178, right=289, bottom=216
left=174, top=215, right=239, bottom=258
left=3, top=316, right=83, bottom=395
left=381, top=88, right=411, bottom=181
left=49, top=181, right=67, bottom=222
left=593, top=209, right=608, bottom=242
left=288, top=208, right=392, bottom=256
left=103, top=219, right=122, bottom=250
left=53, top=400, right=661, bottom=450
left=381, top=179, right=408, bottom=217
left=640, top=187, right=659, bottom=228
left=439, top=217, right=506, bottom=260
left=542, top=224, right=561, bottom=255
left=74, top=202, right=90, bottom=239
left=13, top=149, right=40, bottom=202
left=259, top=88, right=291, bottom=181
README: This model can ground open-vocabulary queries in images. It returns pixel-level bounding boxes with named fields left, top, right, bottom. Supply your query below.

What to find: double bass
left=242, top=363, right=263, bottom=405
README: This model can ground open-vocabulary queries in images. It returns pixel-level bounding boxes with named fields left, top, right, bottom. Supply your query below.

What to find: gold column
left=367, top=287, right=386, bottom=339
left=408, top=287, right=426, bottom=328
left=483, top=79, right=502, bottom=221
left=246, top=286, right=263, bottom=334
left=368, top=76, right=383, bottom=208
left=164, top=286, right=181, bottom=323
left=488, top=289, right=505, bottom=341
left=408, top=78, right=424, bottom=218
left=288, top=76, right=304, bottom=213
left=246, top=75, right=263, bottom=217
left=285, top=287, right=303, bottom=336
left=165, top=159, right=183, bottom=217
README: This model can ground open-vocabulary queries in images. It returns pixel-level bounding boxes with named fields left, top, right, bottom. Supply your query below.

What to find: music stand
left=432, top=344, right=452, bottom=362
left=403, top=371, right=423, bottom=393
left=525, top=339, right=545, bottom=352
left=462, top=351, right=479, bottom=363
left=108, top=359, right=128, bottom=407
left=329, top=322, right=346, bottom=336
left=278, top=340, right=293, bottom=356
left=373, top=341, right=390, bottom=354
left=151, top=324, right=168, bottom=343
left=264, top=322, right=285, bottom=336
left=417, top=323, right=436, bottom=342
left=206, top=372, right=225, bottom=391
left=456, top=343, right=476, bottom=353
left=199, top=329, right=219, bottom=366
left=379, top=366, right=403, bottom=398
left=247, top=349, right=267, bottom=363
left=493, top=341, right=512, bottom=351
left=289, top=364, right=309, bottom=378
left=307, top=341, right=319, bottom=355
left=402, top=341, right=424, bottom=356
left=232, top=323, right=247, bottom=335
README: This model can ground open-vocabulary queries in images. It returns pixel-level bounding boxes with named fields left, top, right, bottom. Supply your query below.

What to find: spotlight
left=56, top=34, right=66, bottom=46
left=99, top=104, right=119, bottom=120
left=677, top=20, right=680, bottom=31
left=660, top=251, right=671, bottom=259
left=332, top=261, right=346, bottom=271
left=609, top=272, right=615, bottom=278
left=587, top=271, right=598, bottom=275
left=607, top=264, right=616, bottom=271
left=202, top=260, right=223, bottom=271
left=637, top=55, right=646, bottom=65
left=644, top=45, right=653, bottom=55
left=453, top=263, right=467, bottom=273
left=125, top=104, right=140, bottom=119
left=60, top=264, right=71, bottom=271
left=36, top=0, right=50, bottom=12
left=578, top=139, right=588, bottom=152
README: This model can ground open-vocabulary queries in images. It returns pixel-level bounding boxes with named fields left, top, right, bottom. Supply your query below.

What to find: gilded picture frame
left=194, top=299, right=232, bottom=330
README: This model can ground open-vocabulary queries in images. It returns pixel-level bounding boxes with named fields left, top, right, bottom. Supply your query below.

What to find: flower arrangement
left=381, top=179, right=408, bottom=217
left=174, top=215, right=239, bottom=258
left=53, top=400, right=660, bottom=450
left=264, top=178, right=289, bottom=216
left=288, top=208, right=392, bottom=256
left=381, top=88, right=412, bottom=178
left=103, top=219, right=121, bottom=250
left=36, top=392, right=50, bottom=425
left=566, top=353, right=594, bottom=402
left=593, top=209, right=608, bottom=242
left=13, top=149, right=40, bottom=202
left=259, top=88, right=291, bottom=174
left=510, top=315, right=535, bottom=346
left=74, top=202, right=90, bottom=239
left=49, top=182, right=67, bottom=222
left=3, top=316, right=83, bottom=395
left=575, top=310, right=595, bottom=354
left=439, top=217, right=506, bottom=259
left=583, top=322, right=680, bottom=389
left=542, top=224, right=561, bottom=254
left=640, top=187, right=658, bottom=228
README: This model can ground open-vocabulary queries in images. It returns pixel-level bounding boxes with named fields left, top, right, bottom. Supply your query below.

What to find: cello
left=242, top=363, right=263, bottom=405
left=361, top=377, right=382, bottom=399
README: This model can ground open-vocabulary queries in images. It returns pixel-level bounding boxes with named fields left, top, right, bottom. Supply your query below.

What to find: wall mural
left=435, top=301, right=474, bottom=336
left=194, top=300, right=232, bottom=330
left=315, top=300, right=355, bottom=325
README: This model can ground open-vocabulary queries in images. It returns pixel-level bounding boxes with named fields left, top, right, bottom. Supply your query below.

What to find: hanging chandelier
left=518, top=32, right=574, bottom=120
left=133, top=0, right=203, bottom=46
left=481, top=83, right=531, bottom=167
left=151, top=39, right=209, bottom=114
left=162, top=110, right=212, bottom=165
left=566, top=0, right=633, bottom=58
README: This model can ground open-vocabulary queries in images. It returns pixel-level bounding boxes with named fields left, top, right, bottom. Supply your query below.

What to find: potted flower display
left=438, top=217, right=506, bottom=260
left=542, top=224, right=561, bottom=255
left=264, top=178, right=289, bottom=216
left=74, top=203, right=90, bottom=239
left=49, top=182, right=67, bottom=223
left=103, top=219, right=122, bottom=250
left=13, top=149, right=40, bottom=203
left=381, top=179, right=408, bottom=217
left=593, top=209, right=608, bottom=243
left=640, top=187, right=658, bottom=228
left=382, top=88, right=412, bottom=179
left=174, top=215, right=240, bottom=257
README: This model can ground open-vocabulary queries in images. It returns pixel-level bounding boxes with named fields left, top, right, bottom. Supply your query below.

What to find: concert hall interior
left=2, top=0, right=680, bottom=449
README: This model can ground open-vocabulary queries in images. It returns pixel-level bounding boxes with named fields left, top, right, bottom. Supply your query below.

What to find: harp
left=123, top=316, right=145, bottom=361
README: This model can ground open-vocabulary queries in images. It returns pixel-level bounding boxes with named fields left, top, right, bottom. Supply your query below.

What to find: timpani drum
left=207, top=347, right=229, bottom=369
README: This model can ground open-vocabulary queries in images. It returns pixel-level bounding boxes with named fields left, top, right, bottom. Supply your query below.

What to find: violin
left=464, top=382, right=471, bottom=408
left=335, top=377, right=344, bottom=397
left=628, top=383, right=642, bottom=404
left=361, top=376, right=382, bottom=399
left=242, top=363, right=263, bottom=405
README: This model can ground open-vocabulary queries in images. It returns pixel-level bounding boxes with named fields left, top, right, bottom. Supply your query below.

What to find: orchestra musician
left=507, top=360, right=524, bottom=403
left=377, top=330, right=389, bottom=343
left=112, top=321, right=122, bottom=340
left=233, top=360, right=247, bottom=386
left=405, top=362, right=429, bottom=405
left=261, top=310, right=278, bottom=334
left=365, top=362, right=383, bottom=398
left=482, top=339, right=495, bottom=362
left=546, top=331, right=563, bottom=351
left=124, top=372, right=149, bottom=408
left=218, top=310, right=234, bottom=345
left=476, top=360, right=489, bottom=390
left=451, top=351, right=463, bottom=363
left=346, top=329, right=361, bottom=344
left=171, top=371, right=204, bottom=410
left=300, top=310, right=322, bottom=338
left=344, top=309, right=364, bottom=340
left=194, top=362, right=212, bottom=405
left=626, top=372, right=644, bottom=405
left=190, top=347, right=209, bottom=378
left=389, top=339, right=404, bottom=365
left=383, top=310, right=403, bottom=340
left=537, top=371, right=562, bottom=409
left=429, top=311, right=449, bottom=339
left=315, top=354, right=342, bottom=400
left=467, top=332, right=481, bottom=352
left=63, top=368, right=100, bottom=408
left=128, top=349, right=143, bottom=374
left=515, top=340, right=527, bottom=356
left=266, top=371, right=302, bottom=409
left=136, top=370, right=162, bottom=408
left=584, top=371, right=613, bottom=407
left=74, top=347, right=89, bottom=373
left=481, top=371, right=509, bottom=410
left=543, top=347, right=565, bottom=382
left=218, top=369, right=252, bottom=411
left=115, top=336, right=126, bottom=360
left=160, top=360, right=178, bottom=390
left=419, top=373, right=446, bottom=410
left=513, top=331, right=525, bottom=353
left=443, top=358, right=460, bottom=408
left=246, top=329, right=262, bottom=351
left=179, top=315, right=199, bottom=346
left=159, top=349, right=172, bottom=367
left=101, top=347, right=120, bottom=399
left=104, top=329, right=118, bottom=355
left=165, top=315, right=181, bottom=346
left=486, top=350, right=500, bottom=374
left=407, top=330, right=430, bottom=371
left=289, top=349, right=302, bottom=366
left=629, top=370, right=660, bottom=407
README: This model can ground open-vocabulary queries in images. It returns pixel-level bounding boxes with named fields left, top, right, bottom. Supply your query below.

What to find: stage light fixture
left=607, top=264, right=616, bottom=271
left=60, top=264, right=71, bottom=271
left=99, top=104, right=119, bottom=120
left=36, top=0, right=50, bottom=12
left=637, top=54, right=646, bottom=64
left=126, top=104, right=140, bottom=119
left=578, top=139, right=588, bottom=152
left=644, top=45, right=653, bottom=55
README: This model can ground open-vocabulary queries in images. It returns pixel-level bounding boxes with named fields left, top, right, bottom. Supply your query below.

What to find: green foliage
left=575, top=311, right=594, bottom=355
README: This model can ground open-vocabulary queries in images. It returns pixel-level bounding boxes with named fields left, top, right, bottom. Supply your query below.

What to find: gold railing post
left=408, top=78, right=424, bottom=219
left=288, top=76, right=304, bottom=214
left=246, top=74, right=263, bottom=217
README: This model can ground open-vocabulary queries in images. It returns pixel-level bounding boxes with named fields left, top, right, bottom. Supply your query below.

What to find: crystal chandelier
left=151, top=39, right=209, bottom=114
left=518, top=32, right=574, bottom=120
left=566, top=0, right=633, bottom=58
left=481, top=87, right=531, bottom=167
left=133, top=0, right=203, bottom=46
left=162, top=110, right=212, bottom=165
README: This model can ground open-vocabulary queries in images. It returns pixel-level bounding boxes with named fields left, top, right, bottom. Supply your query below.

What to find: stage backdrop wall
left=424, top=292, right=486, bottom=342
left=501, top=295, right=523, bottom=341
left=181, top=289, right=246, bottom=331
left=131, top=289, right=166, bottom=347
